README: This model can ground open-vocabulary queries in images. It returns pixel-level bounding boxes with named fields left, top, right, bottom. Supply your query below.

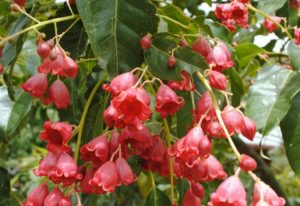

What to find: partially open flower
left=207, top=42, right=234, bottom=72
left=209, top=70, right=227, bottom=91
left=44, top=188, right=71, bottom=206
left=240, top=154, right=257, bottom=172
left=253, top=182, right=286, bottom=206
left=183, top=189, right=202, bottom=206
left=241, top=116, right=256, bottom=141
left=221, top=105, right=243, bottom=135
left=115, top=157, right=135, bottom=185
left=263, top=16, right=282, bottom=33
left=155, top=84, right=185, bottom=118
left=47, top=79, right=70, bottom=109
left=168, top=70, right=195, bottom=91
left=192, top=37, right=211, bottom=58
left=23, top=184, right=49, bottom=206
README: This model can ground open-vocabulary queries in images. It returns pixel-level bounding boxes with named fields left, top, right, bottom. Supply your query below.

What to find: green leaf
left=76, top=0, right=158, bottom=77
left=205, top=21, right=230, bottom=42
left=177, top=179, right=189, bottom=206
left=145, top=33, right=208, bottom=80
left=287, top=40, right=300, bottom=72
left=281, top=92, right=300, bottom=176
left=228, top=68, right=245, bottom=107
left=246, top=66, right=300, bottom=135
left=235, top=43, right=265, bottom=68
left=240, top=59, right=261, bottom=78
left=258, top=0, right=287, bottom=14
left=0, top=167, right=10, bottom=206
left=177, top=91, right=193, bottom=138
left=0, top=87, right=32, bottom=143
left=144, top=188, right=171, bottom=206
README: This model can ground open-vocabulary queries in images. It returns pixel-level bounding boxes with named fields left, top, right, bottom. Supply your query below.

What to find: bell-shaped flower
left=263, top=16, right=282, bottom=33
left=252, top=182, right=286, bottom=206
left=80, top=168, right=106, bottom=194
left=209, top=71, right=227, bottom=91
left=34, top=152, right=60, bottom=177
left=192, top=37, right=211, bottom=58
left=202, top=155, right=227, bottom=182
left=209, top=176, right=247, bottom=206
left=168, top=70, right=195, bottom=91
left=89, top=161, right=121, bottom=192
left=102, top=72, right=137, bottom=96
left=22, top=184, right=49, bottom=206
left=191, top=183, right=205, bottom=199
left=21, top=74, right=48, bottom=98
left=44, top=188, right=71, bottom=206
left=183, top=189, right=202, bottom=206
left=221, top=105, right=243, bottom=135
left=155, top=84, right=185, bottom=118
left=207, top=43, right=234, bottom=72
left=115, top=157, right=135, bottom=185
left=48, top=79, right=70, bottom=109
left=241, top=116, right=256, bottom=141
left=80, top=135, right=109, bottom=165
left=240, top=154, right=257, bottom=172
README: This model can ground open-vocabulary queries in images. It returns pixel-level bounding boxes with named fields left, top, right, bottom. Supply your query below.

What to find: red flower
left=241, top=116, right=256, bottom=141
left=89, top=161, right=120, bottom=192
left=291, top=0, right=300, bottom=9
left=21, top=73, right=48, bottom=98
left=183, top=189, right=202, bottom=206
left=115, top=157, right=135, bottom=185
left=240, top=154, right=257, bottom=172
left=80, top=135, right=109, bottom=165
left=215, top=4, right=233, bottom=20
left=252, top=182, right=286, bottom=206
left=48, top=79, right=70, bottom=109
left=102, top=72, right=137, bottom=97
left=118, top=126, right=153, bottom=155
left=207, top=121, right=226, bottom=139
left=207, top=43, right=234, bottom=72
left=191, top=183, right=205, bottom=199
left=192, top=37, right=212, bottom=58
left=38, top=46, right=78, bottom=78
left=40, top=121, right=73, bottom=153
left=209, top=71, right=227, bottom=90
left=13, top=0, right=26, bottom=7
left=209, top=176, right=247, bottom=206
left=44, top=188, right=71, bottom=206
left=140, top=136, right=165, bottom=162
left=170, top=126, right=212, bottom=165
left=294, top=28, right=300, bottom=45
left=155, top=84, right=185, bottom=118
left=168, top=70, right=195, bottom=91
left=221, top=105, right=243, bottom=135
left=231, top=2, right=248, bottom=28
left=112, top=87, right=151, bottom=125
left=202, top=155, right=227, bottom=181
left=263, top=16, right=282, bottom=33
left=109, top=131, right=131, bottom=159
left=34, top=152, right=59, bottom=177
left=50, top=153, right=81, bottom=186
left=140, top=34, right=152, bottom=49
left=80, top=168, right=106, bottom=194
left=23, top=184, right=48, bottom=206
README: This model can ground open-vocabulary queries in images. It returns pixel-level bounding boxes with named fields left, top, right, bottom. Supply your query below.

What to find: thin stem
left=18, top=7, right=40, bottom=23
left=134, top=66, right=148, bottom=87
left=66, top=0, right=75, bottom=16
left=190, top=91, right=196, bottom=110
left=150, top=172, right=156, bottom=187
left=246, top=4, right=292, bottom=39
left=74, top=73, right=108, bottom=162
left=195, top=71, right=260, bottom=182
left=77, top=58, right=98, bottom=64
left=54, top=22, right=58, bottom=44
left=162, top=119, right=175, bottom=202
left=0, top=15, right=79, bottom=44
left=159, top=14, right=190, bottom=30
left=110, top=145, right=121, bottom=161
left=57, top=18, right=80, bottom=41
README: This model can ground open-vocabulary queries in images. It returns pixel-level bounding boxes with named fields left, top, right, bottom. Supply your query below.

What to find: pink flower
left=155, top=84, right=185, bottom=118
left=209, top=71, right=228, bottom=90
left=207, top=43, right=234, bottom=72
left=294, top=28, right=300, bottom=45
left=44, top=188, right=71, bottom=206
left=102, top=72, right=137, bottom=96
left=183, top=189, right=202, bottom=206
left=90, top=161, right=120, bottom=192
left=253, top=182, right=286, bottom=206
left=115, top=157, right=135, bottom=185
left=80, top=168, right=106, bottom=194
left=240, top=154, right=257, bottom=172
left=263, top=16, right=282, bottom=33
left=21, top=74, right=48, bottom=98
left=192, top=37, right=212, bottom=58
left=209, top=176, right=247, bottom=206
left=168, top=70, right=195, bottom=91
left=222, top=105, right=244, bottom=135
left=23, top=184, right=48, bottom=206
left=80, top=135, right=109, bottom=165
left=191, top=183, right=205, bottom=199
left=47, top=79, right=70, bottom=109
left=202, top=155, right=227, bottom=181
left=241, top=116, right=256, bottom=141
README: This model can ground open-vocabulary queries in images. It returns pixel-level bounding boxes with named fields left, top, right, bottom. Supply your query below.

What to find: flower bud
left=209, top=70, right=227, bottom=90
left=140, top=34, right=151, bottom=49
left=240, top=154, right=257, bottom=172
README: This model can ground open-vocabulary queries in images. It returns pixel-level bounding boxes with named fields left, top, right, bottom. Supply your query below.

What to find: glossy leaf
left=246, top=66, right=300, bottom=135
left=258, top=0, right=287, bottom=14
left=76, top=0, right=158, bottom=77
left=228, top=68, right=245, bottom=107
left=281, top=92, right=300, bottom=176
left=145, top=33, right=208, bottom=80
left=287, top=40, right=300, bottom=72
left=144, top=188, right=171, bottom=206
left=235, top=43, right=265, bottom=68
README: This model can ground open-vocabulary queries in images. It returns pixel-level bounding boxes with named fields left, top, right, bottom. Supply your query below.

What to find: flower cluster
left=215, top=1, right=249, bottom=32
left=21, top=39, right=78, bottom=109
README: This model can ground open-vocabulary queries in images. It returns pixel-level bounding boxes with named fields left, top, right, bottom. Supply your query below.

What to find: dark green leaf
left=281, top=92, right=300, bottom=176
left=287, top=40, right=300, bottom=72
left=235, top=43, right=265, bottom=68
left=240, top=59, right=261, bottom=78
left=228, top=68, right=245, bottom=107
left=177, top=91, right=193, bottom=138
left=0, top=167, right=10, bottom=206
left=246, top=66, right=300, bottom=135
left=258, top=0, right=287, bottom=14
left=144, top=188, right=171, bottom=206
left=77, top=0, right=158, bottom=77
left=177, top=179, right=189, bottom=206
left=205, top=21, right=230, bottom=42
left=145, top=33, right=208, bottom=80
